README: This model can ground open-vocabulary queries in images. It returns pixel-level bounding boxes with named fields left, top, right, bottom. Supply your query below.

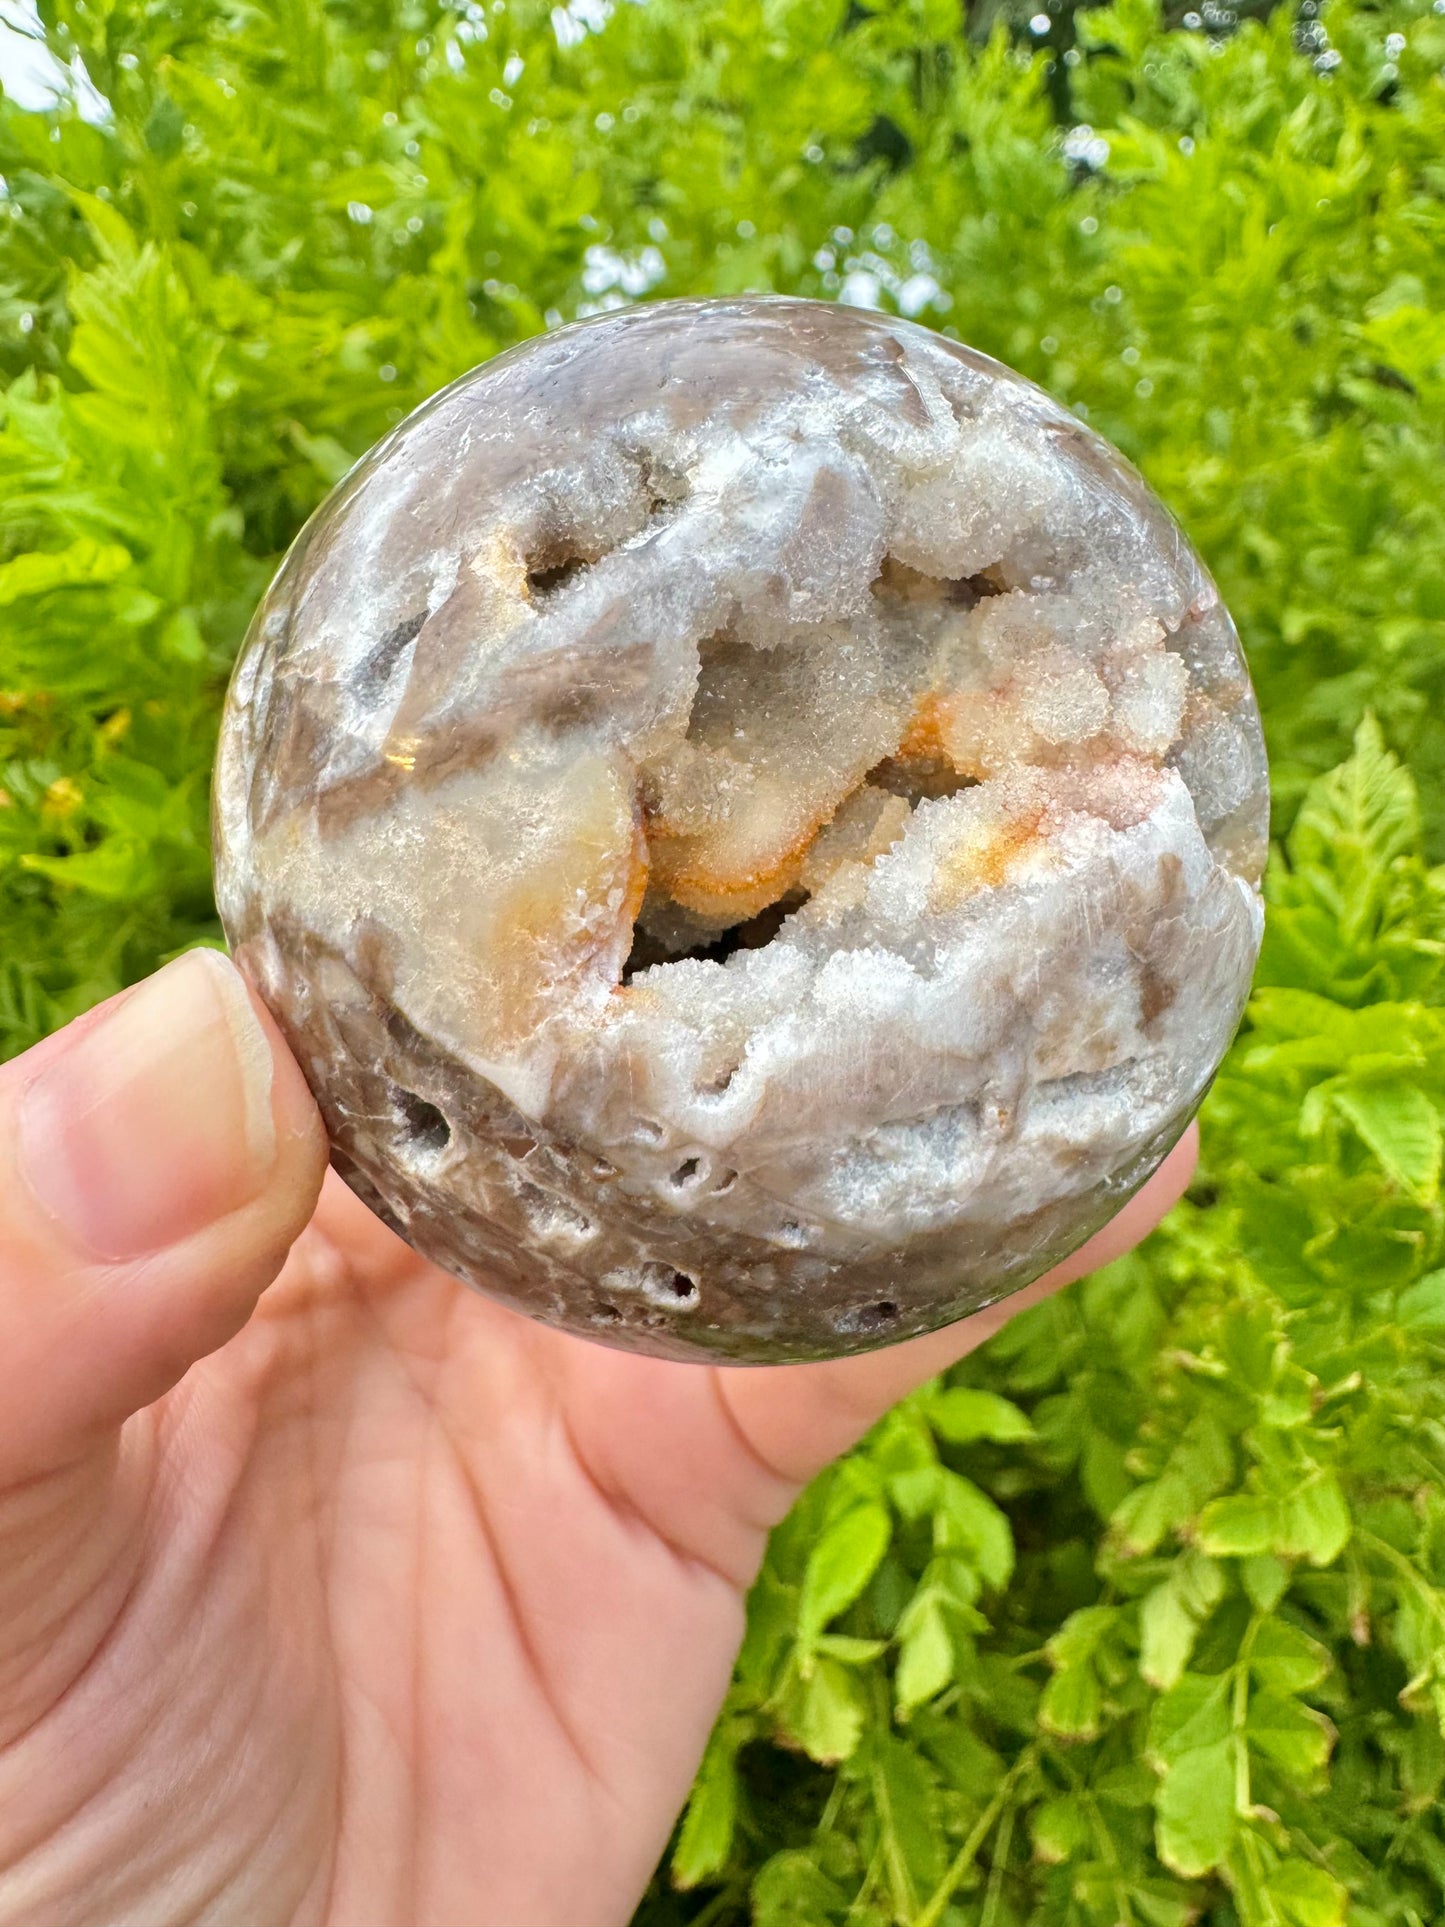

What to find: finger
left=0, top=948, right=328, bottom=1487
left=719, top=1124, right=1198, bottom=1491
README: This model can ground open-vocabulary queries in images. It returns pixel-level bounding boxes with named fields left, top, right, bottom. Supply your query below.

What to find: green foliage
left=3, top=0, right=1445, bottom=1919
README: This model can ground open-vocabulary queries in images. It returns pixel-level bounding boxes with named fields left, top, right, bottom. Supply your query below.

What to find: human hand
left=0, top=949, right=1195, bottom=1927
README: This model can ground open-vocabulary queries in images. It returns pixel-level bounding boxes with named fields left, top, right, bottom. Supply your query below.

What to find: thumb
left=0, top=948, right=327, bottom=1486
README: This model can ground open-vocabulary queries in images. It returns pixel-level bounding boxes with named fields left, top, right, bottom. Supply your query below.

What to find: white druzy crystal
left=214, top=298, right=1267, bottom=1361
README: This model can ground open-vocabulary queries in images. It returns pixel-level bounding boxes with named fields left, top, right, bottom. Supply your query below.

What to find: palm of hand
left=6, top=1175, right=788, bottom=1926
left=0, top=1108, right=1190, bottom=1927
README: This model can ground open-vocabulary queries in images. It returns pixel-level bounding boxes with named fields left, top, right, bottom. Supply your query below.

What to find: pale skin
left=0, top=948, right=1196, bottom=1927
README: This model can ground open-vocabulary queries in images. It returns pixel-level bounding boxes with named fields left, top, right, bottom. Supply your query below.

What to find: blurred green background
left=3, top=0, right=1445, bottom=1919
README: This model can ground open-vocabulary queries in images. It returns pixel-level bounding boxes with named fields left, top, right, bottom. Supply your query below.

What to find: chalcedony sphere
left=213, top=297, right=1266, bottom=1362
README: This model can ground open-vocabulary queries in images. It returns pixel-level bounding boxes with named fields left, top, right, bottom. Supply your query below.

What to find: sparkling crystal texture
left=213, top=298, right=1267, bottom=1362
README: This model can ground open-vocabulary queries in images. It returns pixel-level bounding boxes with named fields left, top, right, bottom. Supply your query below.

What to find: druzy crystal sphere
left=214, top=297, right=1267, bottom=1363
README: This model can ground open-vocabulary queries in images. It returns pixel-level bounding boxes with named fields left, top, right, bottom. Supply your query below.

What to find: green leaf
left=67, top=187, right=141, bottom=264
left=1280, top=1476, right=1352, bottom=1567
left=895, top=1594, right=955, bottom=1716
left=1147, top=1673, right=1232, bottom=1765
left=1197, top=1478, right=1350, bottom=1566
left=1246, top=1691, right=1334, bottom=1777
left=928, top=1387, right=1035, bottom=1445
left=1196, top=1493, right=1279, bottom=1558
left=1030, top=1793, right=1090, bottom=1863
left=1268, top=1860, right=1349, bottom=1927
left=1075, top=0, right=1165, bottom=61
left=1040, top=1605, right=1118, bottom=1735
left=751, top=1851, right=848, bottom=1927
left=673, top=1720, right=742, bottom=1888
left=935, top=1472, right=1015, bottom=1590
left=1140, top=1552, right=1226, bottom=1691
left=1154, top=1738, right=1238, bottom=1878
left=1096, top=1761, right=1157, bottom=1808
left=1039, top=1663, right=1103, bottom=1741
left=888, top=1465, right=944, bottom=1525
left=814, top=1634, right=888, bottom=1666
left=1132, top=1889, right=1197, bottom=1927
left=1046, top=1604, right=1118, bottom=1668
left=288, top=421, right=360, bottom=486
left=1289, top=713, right=1421, bottom=933
left=21, top=837, right=155, bottom=900
left=1331, top=1079, right=1442, bottom=1199
left=1397, top=1268, right=1445, bottom=1329
left=1248, top=1619, right=1332, bottom=1695
left=796, top=1499, right=892, bottom=1650
left=159, top=608, right=206, bottom=664
left=791, top=1656, right=866, bottom=1766
left=1239, top=1554, right=1290, bottom=1613
left=0, top=537, right=132, bottom=606
left=872, top=1734, right=944, bottom=1918
left=1110, top=1414, right=1234, bottom=1555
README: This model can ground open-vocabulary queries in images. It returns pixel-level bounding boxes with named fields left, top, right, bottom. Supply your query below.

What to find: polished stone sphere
left=214, top=298, right=1266, bottom=1362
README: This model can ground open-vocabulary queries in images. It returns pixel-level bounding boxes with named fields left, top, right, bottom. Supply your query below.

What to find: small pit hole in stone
left=712, top=1168, right=738, bottom=1194
left=671, top=1156, right=702, bottom=1187
left=620, top=1260, right=702, bottom=1311
left=704, top=894, right=803, bottom=964
left=867, top=751, right=978, bottom=805
left=870, top=554, right=1007, bottom=612
left=623, top=896, right=801, bottom=981
left=635, top=1117, right=664, bottom=1145
left=527, top=557, right=588, bottom=597
left=525, top=536, right=601, bottom=600
left=619, top=933, right=665, bottom=984
left=394, top=1089, right=451, bottom=1153
left=857, top=1299, right=900, bottom=1332
left=698, top=1063, right=740, bottom=1098
left=593, top=1302, right=622, bottom=1326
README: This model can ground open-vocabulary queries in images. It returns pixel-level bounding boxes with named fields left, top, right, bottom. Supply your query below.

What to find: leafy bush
left=3, top=0, right=1444, bottom=1918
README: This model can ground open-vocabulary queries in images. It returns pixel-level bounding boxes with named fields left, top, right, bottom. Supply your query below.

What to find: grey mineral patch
left=213, top=296, right=1266, bottom=1363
